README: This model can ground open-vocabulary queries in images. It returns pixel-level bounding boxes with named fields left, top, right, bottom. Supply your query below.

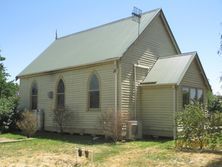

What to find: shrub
left=206, top=111, right=222, bottom=149
left=17, top=111, right=38, bottom=137
left=176, top=102, right=222, bottom=150
left=176, top=103, right=208, bottom=149
left=0, top=96, right=20, bottom=133
left=53, top=107, right=70, bottom=133
left=99, top=109, right=123, bottom=142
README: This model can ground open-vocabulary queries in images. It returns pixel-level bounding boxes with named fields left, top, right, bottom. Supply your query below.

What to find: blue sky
left=1, top=0, right=222, bottom=94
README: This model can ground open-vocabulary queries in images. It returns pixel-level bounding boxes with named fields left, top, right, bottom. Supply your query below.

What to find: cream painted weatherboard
left=177, top=59, right=209, bottom=113
left=120, top=14, right=179, bottom=120
left=139, top=57, right=210, bottom=138
left=19, top=62, right=116, bottom=134
left=140, top=86, right=174, bottom=137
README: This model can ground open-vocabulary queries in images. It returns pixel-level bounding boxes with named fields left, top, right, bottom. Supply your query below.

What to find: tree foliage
left=207, top=92, right=222, bottom=113
left=218, top=23, right=222, bottom=91
left=176, top=103, right=207, bottom=149
left=176, top=103, right=222, bottom=150
left=0, top=50, right=19, bottom=133
left=218, top=33, right=222, bottom=56
left=0, top=50, right=18, bottom=97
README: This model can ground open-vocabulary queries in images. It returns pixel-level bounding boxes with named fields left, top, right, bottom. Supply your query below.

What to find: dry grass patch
left=0, top=137, right=17, bottom=143
left=99, top=147, right=222, bottom=167
left=1, top=152, right=88, bottom=167
left=0, top=132, right=221, bottom=167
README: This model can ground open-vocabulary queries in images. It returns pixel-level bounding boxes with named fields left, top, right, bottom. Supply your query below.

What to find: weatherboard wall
left=140, top=86, right=174, bottom=137
left=177, top=59, right=209, bottom=113
left=120, top=14, right=178, bottom=119
left=19, top=62, right=116, bottom=134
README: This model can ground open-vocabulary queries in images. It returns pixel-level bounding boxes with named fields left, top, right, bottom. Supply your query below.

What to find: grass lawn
left=0, top=132, right=222, bottom=167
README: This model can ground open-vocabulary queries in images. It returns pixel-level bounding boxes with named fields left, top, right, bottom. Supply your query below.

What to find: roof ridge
left=158, top=51, right=197, bottom=59
left=57, top=8, right=161, bottom=40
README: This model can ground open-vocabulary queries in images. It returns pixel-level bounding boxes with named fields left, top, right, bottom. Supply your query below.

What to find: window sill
left=88, top=108, right=101, bottom=112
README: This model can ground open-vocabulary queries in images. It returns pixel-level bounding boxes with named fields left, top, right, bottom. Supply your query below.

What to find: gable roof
left=142, top=52, right=211, bottom=90
left=17, top=8, right=180, bottom=78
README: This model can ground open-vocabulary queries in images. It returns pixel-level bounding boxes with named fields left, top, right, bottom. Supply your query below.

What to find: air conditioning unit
left=127, top=120, right=142, bottom=140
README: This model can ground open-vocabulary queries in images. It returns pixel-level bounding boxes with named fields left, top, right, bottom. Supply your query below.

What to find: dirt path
left=0, top=137, right=18, bottom=143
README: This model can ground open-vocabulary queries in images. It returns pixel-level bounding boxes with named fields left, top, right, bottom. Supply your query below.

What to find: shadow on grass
left=205, top=157, right=222, bottom=167
left=136, top=136, right=173, bottom=147
left=10, top=131, right=173, bottom=147
left=175, top=148, right=222, bottom=156
left=140, top=135, right=172, bottom=142
left=33, top=131, right=113, bottom=146
left=34, top=132, right=174, bottom=147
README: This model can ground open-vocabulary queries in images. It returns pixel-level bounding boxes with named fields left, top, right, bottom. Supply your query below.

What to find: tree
left=218, top=33, right=222, bottom=56
left=218, top=22, right=222, bottom=56
left=207, top=92, right=222, bottom=113
left=0, top=50, right=19, bottom=133
left=218, top=23, right=222, bottom=90
left=0, top=50, right=18, bottom=97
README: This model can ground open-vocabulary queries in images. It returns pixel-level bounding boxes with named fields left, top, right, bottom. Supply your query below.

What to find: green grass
left=0, top=133, right=26, bottom=140
left=0, top=132, right=221, bottom=167
left=0, top=132, right=119, bottom=155
left=0, top=132, right=172, bottom=163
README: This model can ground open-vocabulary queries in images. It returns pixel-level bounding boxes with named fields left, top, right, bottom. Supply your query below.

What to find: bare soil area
left=0, top=137, right=18, bottom=143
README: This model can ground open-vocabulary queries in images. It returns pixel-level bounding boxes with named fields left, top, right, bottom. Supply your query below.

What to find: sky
left=0, top=0, right=222, bottom=95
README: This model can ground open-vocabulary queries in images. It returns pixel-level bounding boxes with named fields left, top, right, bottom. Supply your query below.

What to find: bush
left=99, top=109, right=123, bottom=142
left=17, top=111, right=38, bottom=137
left=53, top=107, right=70, bottom=133
left=0, top=96, right=20, bottom=133
left=176, top=103, right=222, bottom=150
left=176, top=103, right=207, bottom=149
left=206, top=111, right=222, bottom=149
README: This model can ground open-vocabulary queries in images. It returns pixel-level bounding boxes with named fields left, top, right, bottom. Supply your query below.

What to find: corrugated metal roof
left=18, top=8, right=161, bottom=77
left=142, top=52, right=196, bottom=85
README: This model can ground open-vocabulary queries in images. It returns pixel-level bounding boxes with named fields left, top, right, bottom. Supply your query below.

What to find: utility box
left=127, top=120, right=142, bottom=140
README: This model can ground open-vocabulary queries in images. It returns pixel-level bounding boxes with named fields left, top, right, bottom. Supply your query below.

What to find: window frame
left=30, top=81, right=38, bottom=110
left=197, top=88, right=204, bottom=103
left=189, top=88, right=197, bottom=104
left=182, top=86, right=204, bottom=108
left=88, top=73, right=100, bottom=111
left=56, top=79, right=65, bottom=109
left=182, top=87, right=189, bottom=107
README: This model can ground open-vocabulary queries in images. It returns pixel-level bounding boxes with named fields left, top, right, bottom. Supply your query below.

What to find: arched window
left=57, top=79, right=65, bottom=108
left=31, top=82, right=38, bottom=110
left=89, top=74, right=100, bottom=109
